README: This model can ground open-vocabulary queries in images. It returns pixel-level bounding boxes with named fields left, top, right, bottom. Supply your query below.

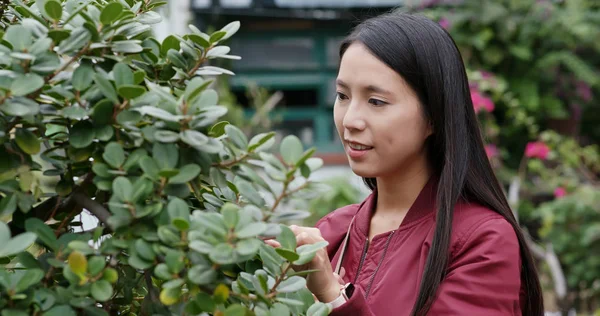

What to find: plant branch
left=46, top=44, right=90, bottom=82
left=71, top=191, right=111, bottom=226
left=267, top=263, right=293, bottom=298
left=214, top=152, right=250, bottom=168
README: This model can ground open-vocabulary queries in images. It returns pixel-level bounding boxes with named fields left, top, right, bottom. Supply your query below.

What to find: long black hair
left=339, top=11, right=543, bottom=316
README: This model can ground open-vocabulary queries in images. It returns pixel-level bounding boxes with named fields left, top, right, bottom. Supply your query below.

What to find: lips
left=345, top=140, right=373, bottom=159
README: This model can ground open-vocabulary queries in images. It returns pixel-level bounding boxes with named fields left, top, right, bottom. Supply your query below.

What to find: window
left=229, top=38, right=317, bottom=70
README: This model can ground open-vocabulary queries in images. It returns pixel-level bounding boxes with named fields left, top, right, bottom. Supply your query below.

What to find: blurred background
left=150, top=0, right=599, bottom=314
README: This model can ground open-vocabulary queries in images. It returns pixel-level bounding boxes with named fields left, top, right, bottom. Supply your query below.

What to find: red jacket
left=315, top=178, right=524, bottom=315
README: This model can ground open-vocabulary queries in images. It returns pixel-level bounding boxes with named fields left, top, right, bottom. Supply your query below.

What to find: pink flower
left=470, top=90, right=495, bottom=113
left=554, top=187, right=566, bottom=198
left=484, top=144, right=499, bottom=159
left=439, top=17, right=451, bottom=30
left=525, top=141, right=550, bottom=160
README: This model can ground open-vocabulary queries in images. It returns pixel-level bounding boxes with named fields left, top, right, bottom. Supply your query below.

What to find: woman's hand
left=264, top=224, right=341, bottom=303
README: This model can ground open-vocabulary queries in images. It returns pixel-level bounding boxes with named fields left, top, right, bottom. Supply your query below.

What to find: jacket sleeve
left=428, top=217, right=522, bottom=315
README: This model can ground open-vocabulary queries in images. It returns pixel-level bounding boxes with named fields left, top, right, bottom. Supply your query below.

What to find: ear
left=425, top=121, right=434, bottom=137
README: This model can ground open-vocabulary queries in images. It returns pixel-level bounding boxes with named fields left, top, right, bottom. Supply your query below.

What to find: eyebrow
left=336, top=79, right=393, bottom=96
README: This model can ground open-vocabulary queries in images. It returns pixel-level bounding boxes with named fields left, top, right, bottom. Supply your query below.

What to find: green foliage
left=0, top=1, right=332, bottom=315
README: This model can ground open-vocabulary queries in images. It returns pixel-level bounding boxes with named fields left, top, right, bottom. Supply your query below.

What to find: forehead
left=337, top=43, right=404, bottom=91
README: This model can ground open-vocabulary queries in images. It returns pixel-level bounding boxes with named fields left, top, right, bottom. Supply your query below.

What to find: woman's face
left=334, top=42, right=432, bottom=179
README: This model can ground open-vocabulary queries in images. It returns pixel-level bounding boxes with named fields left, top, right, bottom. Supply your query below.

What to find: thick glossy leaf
left=280, top=135, right=304, bottom=165
left=14, top=269, right=44, bottom=293
left=57, top=27, right=91, bottom=55
left=219, top=21, right=241, bottom=41
left=118, top=85, right=146, bottom=99
left=44, top=0, right=62, bottom=20
left=90, top=280, right=113, bottom=302
left=5, top=25, right=32, bottom=51
left=277, top=225, right=297, bottom=250
left=188, top=266, right=217, bottom=285
left=153, top=143, right=178, bottom=169
left=100, top=2, right=123, bottom=25
left=112, top=40, right=144, bottom=54
left=225, top=125, right=248, bottom=149
left=25, top=218, right=58, bottom=251
left=180, top=130, right=209, bottom=147
left=72, top=65, right=95, bottom=91
left=44, top=305, right=76, bottom=316
left=103, top=142, right=125, bottom=168
left=112, top=177, right=133, bottom=201
left=0, top=232, right=37, bottom=257
left=87, top=256, right=106, bottom=276
left=11, top=74, right=44, bottom=96
left=113, top=63, right=134, bottom=87
left=1, top=98, right=40, bottom=116
left=134, top=105, right=180, bottom=122
left=68, top=251, right=87, bottom=276
left=294, top=241, right=329, bottom=266
left=275, top=248, right=300, bottom=262
left=161, top=35, right=180, bottom=57
left=169, top=164, right=201, bottom=184
left=276, top=276, right=306, bottom=293
left=234, top=178, right=263, bottom=205
left=307, top=302, right=332, bottom=316
left=235, top=222, right=267, bottom=239
left=220, top=203, right=239, bottom=229
left=167, top=197, right=189, bottom=223
left=94, top=73, right=119, bottom=104
left=15, top=128, right=40, bottom=154
left=135, top=239, right=156, bottom=261
left=0, top=222, right=11, bottom=245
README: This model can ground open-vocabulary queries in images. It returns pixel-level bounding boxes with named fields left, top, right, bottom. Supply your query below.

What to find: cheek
left=333, top=105, right=345, bottom=134
left=380, top=109, right=429, bottom=148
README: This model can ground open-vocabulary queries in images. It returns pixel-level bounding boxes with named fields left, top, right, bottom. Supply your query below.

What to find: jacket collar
left=354, top=175, right=438, bottom=237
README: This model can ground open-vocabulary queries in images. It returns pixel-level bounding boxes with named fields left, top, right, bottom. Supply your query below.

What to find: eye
left=336, top=92, right=349, bottom=101
left=369, top=98, right=387, bottom=107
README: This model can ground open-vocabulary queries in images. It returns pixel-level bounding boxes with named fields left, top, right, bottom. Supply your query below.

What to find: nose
left=342, top=102, right=366, bottom=132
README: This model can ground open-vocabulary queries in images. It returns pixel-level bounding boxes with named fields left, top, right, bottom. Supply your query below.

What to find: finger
left=333, top=272, right=344, bottom=285
left=264, top=239, right=281, bottom=248
left=339, top=267, right=346, bottom=280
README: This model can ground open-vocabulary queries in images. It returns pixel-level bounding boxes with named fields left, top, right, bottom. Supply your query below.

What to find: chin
left=348, top=162, right=379, bottom=178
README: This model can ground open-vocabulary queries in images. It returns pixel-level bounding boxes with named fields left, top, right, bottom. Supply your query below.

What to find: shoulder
left=315, top=202, right=360, bottom=231
left=450, top=202, right=519, bottom=260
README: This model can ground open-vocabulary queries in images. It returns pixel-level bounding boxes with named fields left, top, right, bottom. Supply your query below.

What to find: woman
left=267, top=11, right=544, bottom=315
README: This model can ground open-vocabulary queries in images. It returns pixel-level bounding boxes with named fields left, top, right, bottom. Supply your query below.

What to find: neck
left=375, top=158, right=432, bottom=216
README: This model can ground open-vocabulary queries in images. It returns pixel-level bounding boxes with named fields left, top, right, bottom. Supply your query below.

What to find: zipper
left=353, top=237, right=369, bottom=284
left=365, top=231, right=395, bottom=299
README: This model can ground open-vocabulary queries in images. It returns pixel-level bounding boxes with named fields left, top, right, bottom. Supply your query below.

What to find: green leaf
left=235, top=222, right=267, bottom=239
left=153, top=143, right=178, bottom=169
left=195, top=292, right=216, bottom=312
left=248, top=132, right=275, bottom=152
left=90, top=280, right=113, bottom=302
left=270, top=303, right=291, bottom=316
left=14, top=269, right=44, bottom=293
left=188, top=266, right=217, bottom=285
left=0, top=232, right=37, bottom=257
left=209, top=243, right=236, bottom=264
left=112, top=40, right=144, bottom=53
left=180, top=130, right=209, bottom=148
left=113, top=63, right=134, bottom=87
left=11, top=74, right=44, bottom=96
left=44, top=305, right=76, bottom=316
left=44, top=0, right=62, bottom=20
left=219, top=21, right=241, bottom=41
left=57, top=27, right=91, bottom=55
left=280, top=135, right=303, bottom=165
left=128, top=251, right=153, bottom=270
left=91, top=99, right=114, bottom=125
left=15, top=128, right=40, bottom=155
left=169, top=164, right=201, bottom=184
left=161, top=35, right=180, bottom=57
left=234, top=178, right=264, bottom=205
left=1, top=98, right=40, bottom=116
left=134, top=105, right=180, bottom=122
left=100, top=2, right=123, bottom=25
left=87, top=256, right=106, bottom=276
left=221, top=203, right=239, bottom=229
left=209, top=31, right=227, bottom=43
left=69, top=121, right=95, bottom=148
left=168, top=197, right=189, bottom=224
left=225, top=125, right=248, bottom=149
left=275, top=248, right=300, bottom=262
left=103, top=142, right=126, bottom=168
left=135, top=239, right=156, bottom=261
left=94, top=73, right=119, bottom=104
left=167, top=49, right=187, bottom=69
left=209, top=121, right=230, bottom=138
left=294, top=241, right=329, bottom=265
left=276, top=276, right=306, bottom=293
left=5, top=25, right=32, bottom=51
left=277, top=225, right=297, bottom=250
left=165, top=250, right=185, bottom=274
left=224, top=304, right=246, bottom=316
left=118, top=85, right=146, bottom=99
left=61, top=106, right=88, bottom=120
left=95, top=125, right=114, bottom=141
left=139, top=156, right=160, bottom=179
left=25, top=218, right=58, bottom=251
left=0, top=194, right=18, bottom=217
left=112, top=177, right=132, bottom=201
left=236, top=239, right=261, bottom=257
left=307, top=302, right=332, bottom=316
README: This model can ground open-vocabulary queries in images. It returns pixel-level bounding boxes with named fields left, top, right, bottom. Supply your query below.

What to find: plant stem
left=46, top=44, right=90, bottom=82
left=71, top=191, right=111, bottom=226
left=267, top=263, right=293, bottom=298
